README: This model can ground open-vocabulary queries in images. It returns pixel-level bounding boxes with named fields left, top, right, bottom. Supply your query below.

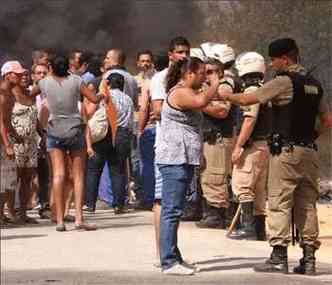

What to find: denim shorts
left=47, top=129, right=86, bottom=152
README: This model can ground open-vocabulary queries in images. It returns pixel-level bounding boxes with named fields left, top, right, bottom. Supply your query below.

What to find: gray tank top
left=155, top=83, right=203, bottom=165
left=38, top=74, right=84, bottom=138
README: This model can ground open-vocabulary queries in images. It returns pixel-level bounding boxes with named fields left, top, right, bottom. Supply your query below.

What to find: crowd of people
left=0, top=36, right=331, bottom=276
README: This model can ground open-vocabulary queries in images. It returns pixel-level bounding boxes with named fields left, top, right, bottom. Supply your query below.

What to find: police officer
left=193, top=43, right=236, bottom=228
left=229, top=52, right=271, bottom=240
left=220, top=38, right=332, bottom=275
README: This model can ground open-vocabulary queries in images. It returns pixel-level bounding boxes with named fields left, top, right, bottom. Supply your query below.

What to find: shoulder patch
left=304, top=85, right=319, bottom=95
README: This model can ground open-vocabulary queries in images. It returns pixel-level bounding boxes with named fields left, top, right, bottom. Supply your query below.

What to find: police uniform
left=253, top=38, right=325, bottom=275
left=197, top=78, right=234, bottom=228
left=231, top=82, right=271, bottom=240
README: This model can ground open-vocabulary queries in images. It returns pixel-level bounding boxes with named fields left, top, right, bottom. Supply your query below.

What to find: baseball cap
left=1, top=61, right=27, bottom=77
left=268, top=38, right=299, bottom=58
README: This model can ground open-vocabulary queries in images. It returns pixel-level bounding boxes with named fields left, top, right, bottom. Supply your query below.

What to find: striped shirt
left=110, top=88, right=134, bottom=131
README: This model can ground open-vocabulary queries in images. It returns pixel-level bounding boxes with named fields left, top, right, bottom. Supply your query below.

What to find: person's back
left=103, top=49, right=139, bottom=108
left=110, top=88, right=134, bottom=131
left=39, top=74, right=82, bottom=120
left=105, top=69, right=138, bottom=108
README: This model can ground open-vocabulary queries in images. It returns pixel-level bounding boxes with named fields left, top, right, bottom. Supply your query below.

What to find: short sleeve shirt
left=241, top=86, right=260, bottom=119
left=255, top=76, right=293, bottom=106
left=150, top=68, right=168, bottom=101
left=150, top=68, right=168, bottom=147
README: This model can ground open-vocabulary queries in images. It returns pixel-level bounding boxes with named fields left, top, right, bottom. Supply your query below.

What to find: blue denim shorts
left=47, top=129, right=86, bottom=152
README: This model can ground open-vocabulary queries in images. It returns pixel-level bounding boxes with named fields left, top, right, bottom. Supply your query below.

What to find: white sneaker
left=182, top=261, right=200, bottom=272
left=162, top=263, right=195, bottom=275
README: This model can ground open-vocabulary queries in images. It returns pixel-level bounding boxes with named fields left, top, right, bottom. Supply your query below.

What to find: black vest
left=272, top=71, right=323, bottom=142
left=236, top=82, right=272, bottom=140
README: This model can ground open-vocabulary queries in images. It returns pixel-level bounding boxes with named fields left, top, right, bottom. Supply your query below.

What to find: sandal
left=55, top=224, right=66, bottom=232
left=74, top=223, right=97, bottom=231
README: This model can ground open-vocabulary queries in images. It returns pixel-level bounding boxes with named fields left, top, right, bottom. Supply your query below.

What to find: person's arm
left=138, top=80, right=151, bottom=134
left=220, top=76, right=293, bottom=106
left=170, top=78, right=219, bottom=110
left=221, top=91, right=259, bottom=106
left=152, top=100, right=163, bottom=121
left=84, top=98, right=98, bottom=120
left=85, top=125, right=95, bottom=158
left=202, top=100, right=230, bottom=119
left=80, top=83, right=103, bottom=104
left=30, top=82, right=42, bottom=98
left=232, top=115, right=257, bottom=165
left=316, top=96, right=332, bottom=137
left=0, top=86, right=15, bottom=159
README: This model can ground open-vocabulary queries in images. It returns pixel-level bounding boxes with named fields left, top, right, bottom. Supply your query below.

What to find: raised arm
left=169, top=76, right=219, bottom=110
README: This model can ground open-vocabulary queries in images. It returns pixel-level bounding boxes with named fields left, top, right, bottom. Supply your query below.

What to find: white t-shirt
left=150, top=68, right=168, bottom=147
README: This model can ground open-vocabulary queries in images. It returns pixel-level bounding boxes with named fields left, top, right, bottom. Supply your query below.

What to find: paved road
left=1, top=209, right=332, bottom=284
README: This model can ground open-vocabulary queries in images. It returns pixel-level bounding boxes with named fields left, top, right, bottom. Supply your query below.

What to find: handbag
left=88, top=104, right=109, bottom=144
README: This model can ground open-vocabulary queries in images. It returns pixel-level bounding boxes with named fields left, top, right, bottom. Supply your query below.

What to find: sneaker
left=162, top=263, right=195, bottom=275
left=182, top=260, right=200, bottom=272
left=82, top=205, right=95, bottom=213
left=33, top=203, right=42, bottom=210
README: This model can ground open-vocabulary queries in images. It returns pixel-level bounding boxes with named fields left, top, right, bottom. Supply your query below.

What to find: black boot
left=254, top=245, right=288, bottom=274
left=293, top=245, right=316, bottom=275
left=255, top=215, right=267, bottom=241
left=181, top=202, right=201, bottom=221
left=228, top=202, right=255, bottom=239
left=195, top=203, right=224, bottom=229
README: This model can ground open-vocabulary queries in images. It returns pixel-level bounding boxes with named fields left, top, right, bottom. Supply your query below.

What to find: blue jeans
left=85, top=130, right=113, bottom=210
left=85, top=128, right=131, bottom=209
left=139, top=127, right=156, bottom=206
left=158, top=164, right=195, bottom=269
left=110, top=127, right=132, bottom=208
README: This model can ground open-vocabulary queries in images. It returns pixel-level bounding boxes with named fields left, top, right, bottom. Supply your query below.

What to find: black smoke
left=0, top=0, right=203, bottom=68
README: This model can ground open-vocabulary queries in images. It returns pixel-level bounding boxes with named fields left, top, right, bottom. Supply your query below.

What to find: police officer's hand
left=218, top=89, right=232, bottom=101
left=232, top=145, right=244, bottom=165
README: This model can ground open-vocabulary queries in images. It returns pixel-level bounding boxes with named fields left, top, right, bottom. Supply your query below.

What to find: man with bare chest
left=0, top=61, right=27, bottom=225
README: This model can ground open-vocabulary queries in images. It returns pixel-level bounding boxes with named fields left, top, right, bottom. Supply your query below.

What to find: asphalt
left=1, top=209, right=332, bottom=285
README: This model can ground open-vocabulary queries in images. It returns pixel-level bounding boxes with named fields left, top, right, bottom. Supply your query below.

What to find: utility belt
left=268, top=134, right=317, bottom=156
left=242, top=135, right=268, bottom=149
